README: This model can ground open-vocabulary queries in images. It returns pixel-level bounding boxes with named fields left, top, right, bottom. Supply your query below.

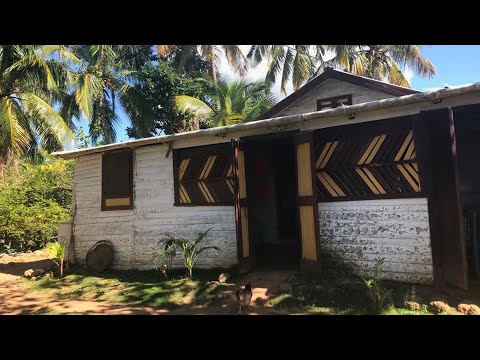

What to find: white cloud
left=403, top=65, right=414, bottom=84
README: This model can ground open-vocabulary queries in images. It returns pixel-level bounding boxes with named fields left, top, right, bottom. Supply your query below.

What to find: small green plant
left=361, top=257, right=392, bottom=314
left=148, top=243, right=178, bottom=278
left=46, top=241, right=66, bottom=277
left=156, top=229, right=219, bottom=279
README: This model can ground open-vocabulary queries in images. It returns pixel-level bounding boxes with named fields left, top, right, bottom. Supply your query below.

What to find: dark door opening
left=454, top=104, right=480, bottom=281
left=245, top=136, right=300, bottom=269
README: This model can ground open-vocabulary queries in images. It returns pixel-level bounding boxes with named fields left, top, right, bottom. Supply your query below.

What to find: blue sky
left=84, top=45, right=480, bottom=144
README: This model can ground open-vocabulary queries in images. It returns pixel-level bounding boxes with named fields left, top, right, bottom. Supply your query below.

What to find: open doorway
left=454, top=104, right=480, bottom=282
left=245, top=135, right=300, bottom=269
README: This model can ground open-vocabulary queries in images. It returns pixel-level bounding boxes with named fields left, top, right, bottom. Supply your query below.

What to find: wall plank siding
left=318, top=198, right=433, bottom=283
left=276, top=78, right=394, bottom=117
left=73, top=145, right=237, bottom=270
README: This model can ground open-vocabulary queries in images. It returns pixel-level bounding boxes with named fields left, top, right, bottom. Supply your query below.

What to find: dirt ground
left=0, top=251, right=290, bottom=315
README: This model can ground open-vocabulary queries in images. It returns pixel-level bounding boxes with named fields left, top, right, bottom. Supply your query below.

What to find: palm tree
left=63, top=45, right=154, bottom=144
left=324, top=45, right=436, bottom=88
left=156, top=45, right=247, bottom=81
left=0, top=45, right=74, bottom=176
left=247, top=45, right=436, bottom=95
left=174, top=77, right=277, bottom=128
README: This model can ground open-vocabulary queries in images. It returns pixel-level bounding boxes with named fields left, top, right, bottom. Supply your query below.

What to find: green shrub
left=156, top=229, right=220, bottom=279
left=361, top=257, right=393, bottom=314
left=0, top=157, right=73, bottom=251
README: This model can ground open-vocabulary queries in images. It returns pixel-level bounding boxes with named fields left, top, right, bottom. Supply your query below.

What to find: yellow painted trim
left=322, top=172, right=346, bottom=196
left=198, top=181, right=214, bottom=203
left=404, top=139, right=416, bottom=160
left=394, top=131, right=413, bottom=161
left=179, top=159, right=190, bottom=181
left=241, top=208, right=249, bottom=258
left=355, top=168, right=380, bottom=194
left=226, top=178, right=235, bottom=194
left=297, top=143, right=313, bottom=196
left=365, top=134, right=387, bottom=164
left=238, top=150, right=247, bottom=199
left=397, top=164, right=420, bottom=192
left=358, top=136, right=380, bottom=165
left=317, top=172, right=338, bottom=197
left=363, top=168, right=386, bottom=194
left=179, top=184, right=191, bottom=203
left=404, top=163, right=420, bottom=183
left=316, top=142, right=332, bottom=169
left=299, top=206, right=317, bottom=261
left=320, top=141, right=339, bottom=168
left=105, top=197, right=130, bottom=207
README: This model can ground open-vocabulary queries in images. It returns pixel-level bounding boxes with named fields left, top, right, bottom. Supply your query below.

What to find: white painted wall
left=73, top=145, right=237, bottom=270
left=318, top=198, right=433, bottom=284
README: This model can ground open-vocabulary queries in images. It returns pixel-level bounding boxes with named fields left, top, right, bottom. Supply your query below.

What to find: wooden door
left=233, top=139, right=254, bottom=273
left=294, top=132, right=321, bottom=273
left=415, top=108, right=468, bottom=289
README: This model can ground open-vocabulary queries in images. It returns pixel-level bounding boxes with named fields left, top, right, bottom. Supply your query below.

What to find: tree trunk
left=60, top=258, right=64, bottom=277
left=210, top=47, right=217, bottom=83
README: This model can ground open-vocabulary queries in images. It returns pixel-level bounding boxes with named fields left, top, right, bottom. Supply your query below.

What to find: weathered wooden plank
left=320, top=235, right=431, bottom=247
left=321, top=242, right=432, bottom=259
left=319, top=210, right=429, bottom=221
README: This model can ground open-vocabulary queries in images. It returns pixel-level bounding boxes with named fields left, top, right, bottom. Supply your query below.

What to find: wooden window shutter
left=174, top=143, right=235, bottom=206
left=314, top=117, right=423, bottom=202
left=102, top=150, right=133, bottom=211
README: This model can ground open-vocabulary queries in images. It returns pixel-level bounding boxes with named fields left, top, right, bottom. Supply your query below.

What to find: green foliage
left=174, top=77, right=277, bottom=128
left=46, top=241, right=66, bottom=259
left=361, top=257, right=393, bottom=314
left=46, top=240, right=66, bottom=277
left=0, top=45, right=75, bottom=162
left=0, top=157, right=73, bottom=251
left=126, top=61, right=206, bottom=137
left=156, top=229, right=220, bottom=279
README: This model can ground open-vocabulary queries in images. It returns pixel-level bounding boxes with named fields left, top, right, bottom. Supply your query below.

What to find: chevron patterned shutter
left=174, top=143, right=235, bottom=206
left=314, top=118, right=423, bottom=201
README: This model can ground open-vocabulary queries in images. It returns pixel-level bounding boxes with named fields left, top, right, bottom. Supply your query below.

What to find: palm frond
left=0, top=98, right=31, bottom=155
left=74, top=72, right=103, bottom=120
left=22, top=93, right=75, bottom=148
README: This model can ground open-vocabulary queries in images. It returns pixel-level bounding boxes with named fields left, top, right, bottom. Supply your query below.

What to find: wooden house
left=53, top=68, right=480, bottom=289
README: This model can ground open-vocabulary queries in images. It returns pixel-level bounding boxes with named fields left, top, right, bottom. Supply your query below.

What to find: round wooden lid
left=86, top=240, right=113, bottom=273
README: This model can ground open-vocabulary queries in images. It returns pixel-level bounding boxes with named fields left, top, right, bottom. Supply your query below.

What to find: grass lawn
left=19, top=264, right=466, bottom=315
left=22, top=266, right=235, bottom=314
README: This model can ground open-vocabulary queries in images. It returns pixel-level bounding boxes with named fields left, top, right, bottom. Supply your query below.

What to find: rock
left=32, top=268, right=45, bottom=277
left=456, top=303, right=480, bottom=315
left=405, top=301, right=421, bottom=311
left=456, top=304, right=470, bottom=314
left=218, top=273, right=231, bottom=283
left=429, top=300, right=451, bottom=314
left=467, top=305, right=480, bottom=315
left=24, top=269, right=34, bottom=278
left=44, top=271, right=54, bottom=279
left=31, top=276, right=37, bottom=281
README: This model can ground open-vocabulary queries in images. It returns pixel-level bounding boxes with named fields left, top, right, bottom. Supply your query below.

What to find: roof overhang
left=53, top=82, right=480, bottom=160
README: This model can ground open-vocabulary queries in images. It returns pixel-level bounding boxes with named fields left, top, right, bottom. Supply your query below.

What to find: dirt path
left=0, top=251, right=292, bottom=315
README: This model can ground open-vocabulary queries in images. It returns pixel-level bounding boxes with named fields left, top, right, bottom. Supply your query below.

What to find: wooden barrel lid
left=86, top=240, right=113, bottom=273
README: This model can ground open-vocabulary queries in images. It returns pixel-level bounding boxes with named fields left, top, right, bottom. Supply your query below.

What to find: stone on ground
left=218, top=273, right=230, bottom=283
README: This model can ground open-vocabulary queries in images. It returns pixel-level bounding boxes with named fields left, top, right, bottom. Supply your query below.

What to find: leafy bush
left=0, top=157, right=73, bottom=251
left=155, top=229, right=219, bottom=279
left=46, top=241, right=66, bottom=277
